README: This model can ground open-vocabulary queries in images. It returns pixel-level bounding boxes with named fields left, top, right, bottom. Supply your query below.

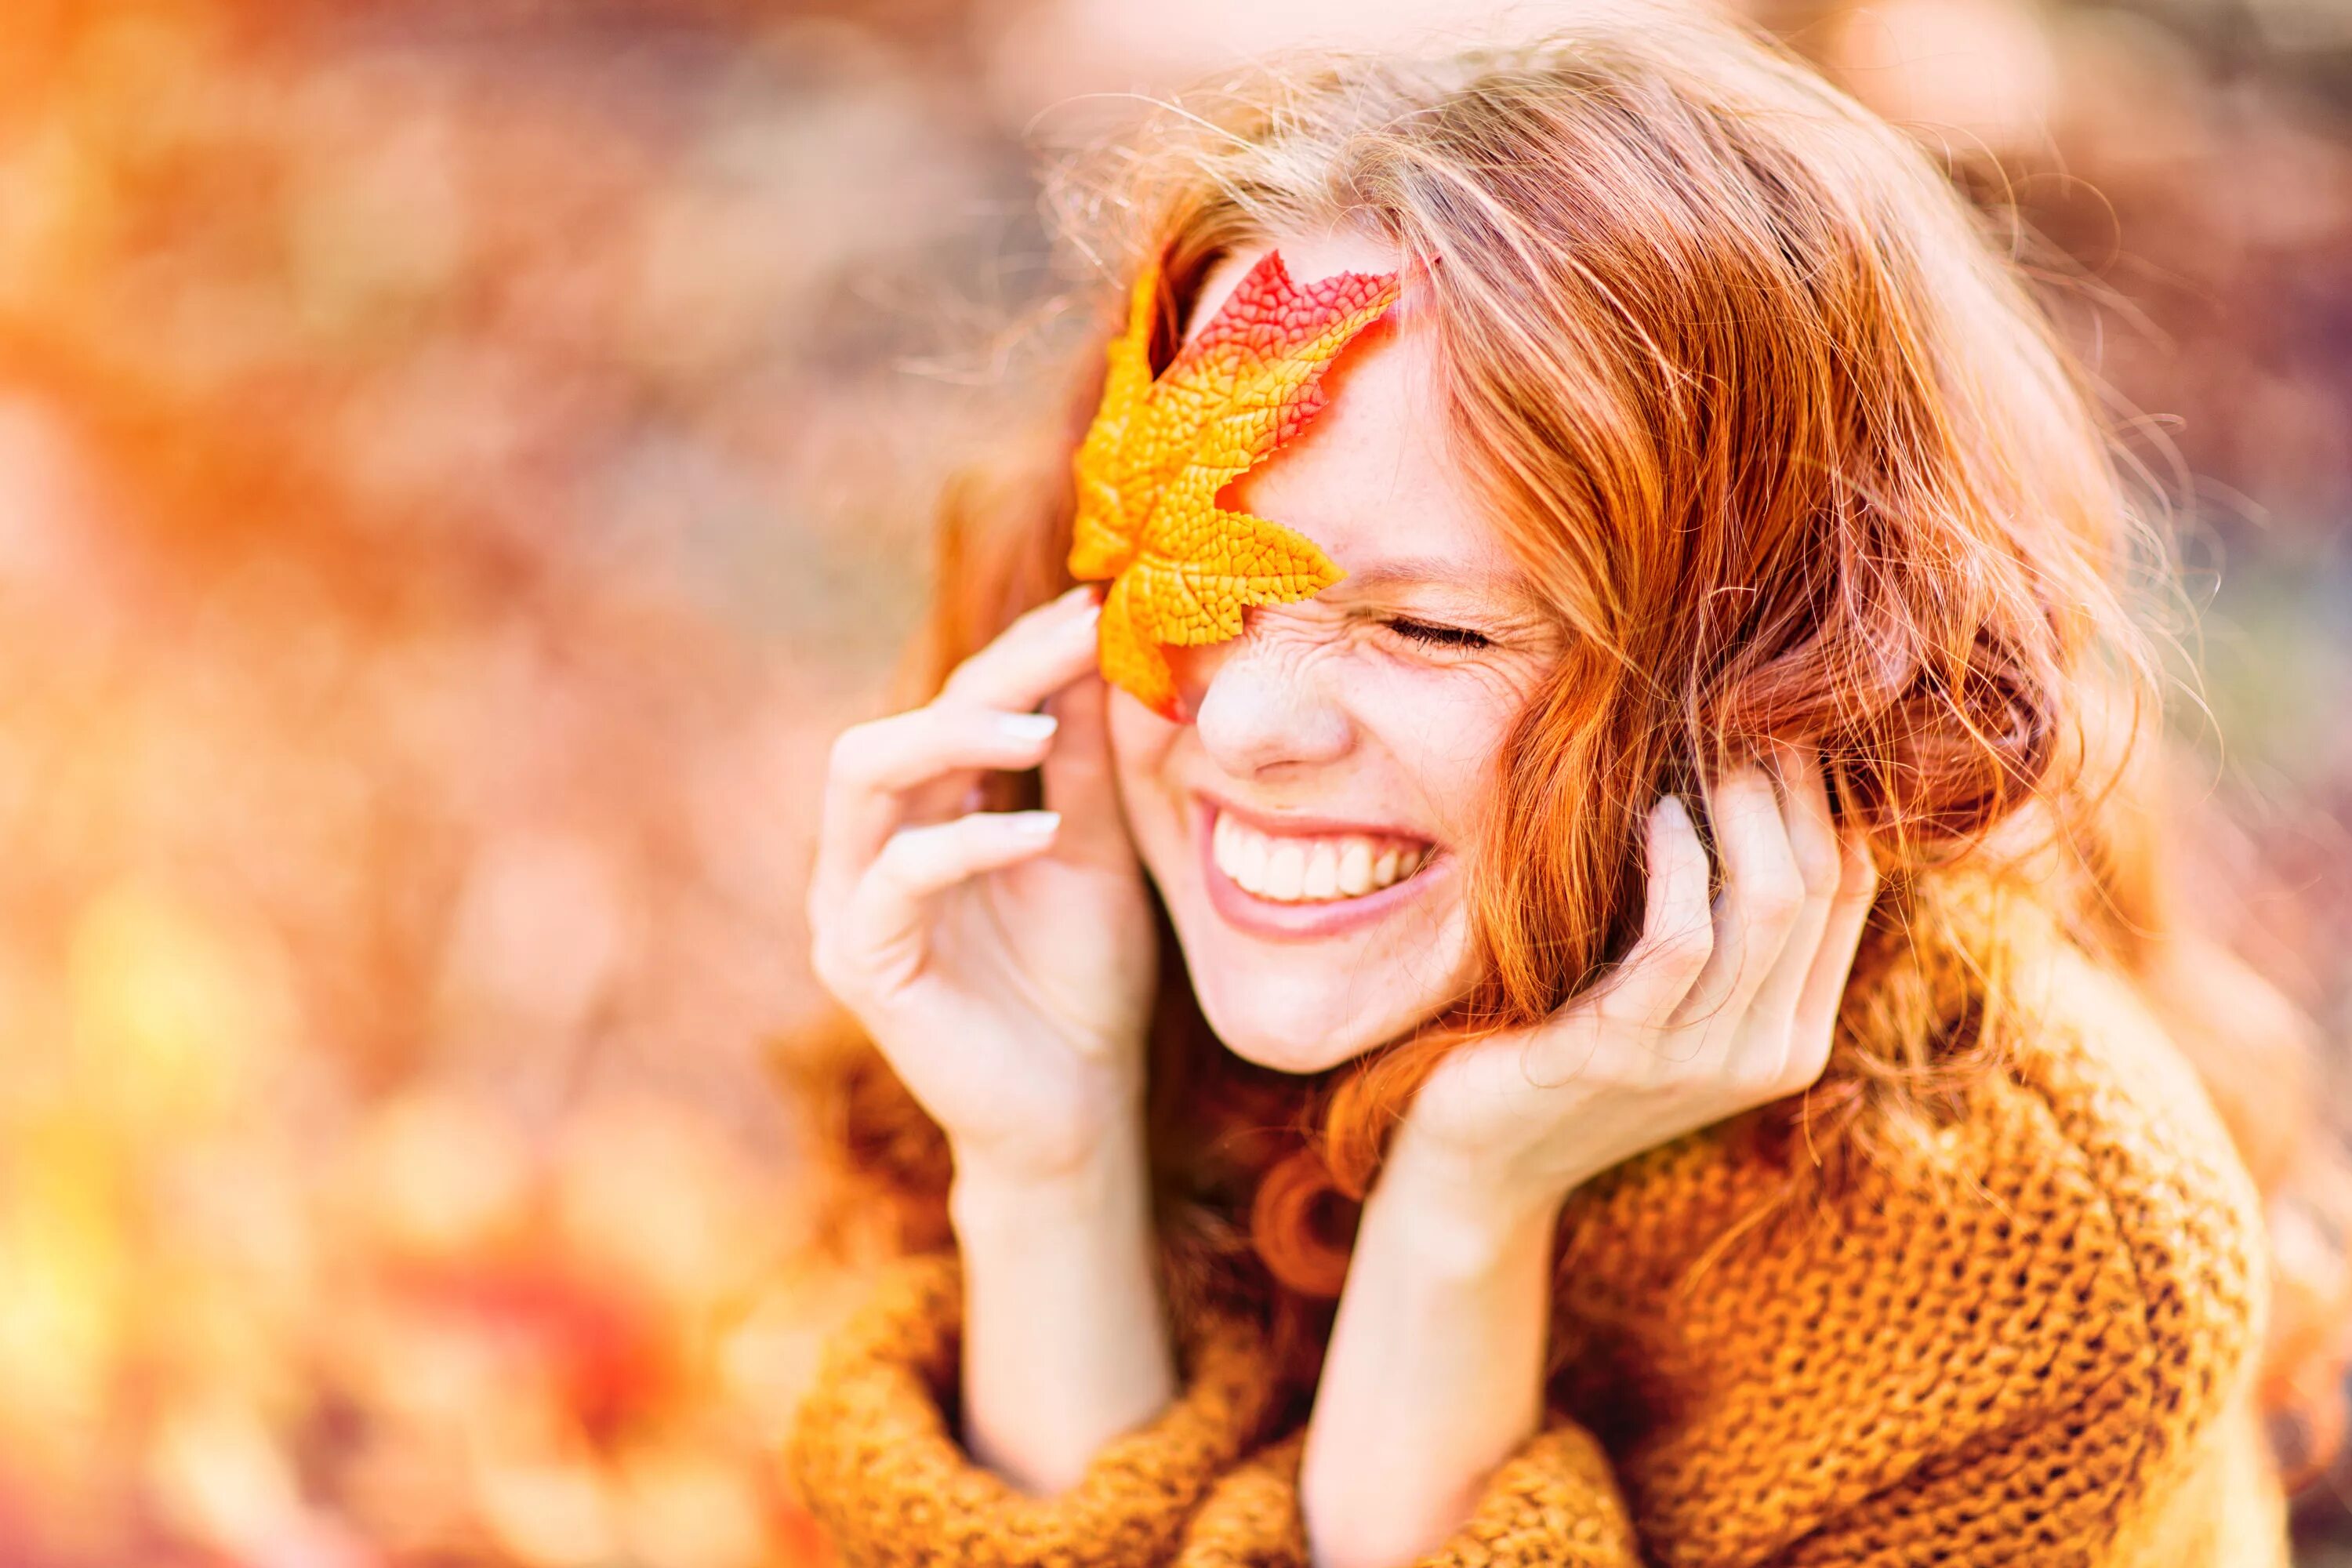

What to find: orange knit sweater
left=782, top=938, right=2288, bottom=1566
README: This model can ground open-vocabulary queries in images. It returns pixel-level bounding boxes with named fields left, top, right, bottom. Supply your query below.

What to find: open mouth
left=1194, top=800, right=1446, bottom=939
left=1210, top=811, right=1432, bottom=903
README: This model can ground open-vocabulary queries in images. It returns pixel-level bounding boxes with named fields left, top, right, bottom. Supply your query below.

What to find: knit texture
left=782, top=1244, right=1281, bottom=1568
left=784, top=937, right=2288, bottom=1566
left=1173, top=1419, right=1643, bottom=1566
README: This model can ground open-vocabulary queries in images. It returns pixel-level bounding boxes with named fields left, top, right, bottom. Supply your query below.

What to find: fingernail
left=996, top=712, right=1059, bottom=742
left=1007, top=809, right=1062, bottom=836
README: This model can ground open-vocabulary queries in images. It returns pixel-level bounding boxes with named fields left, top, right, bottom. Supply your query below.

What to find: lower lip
left=1194, top=800, right=1446, bottom=940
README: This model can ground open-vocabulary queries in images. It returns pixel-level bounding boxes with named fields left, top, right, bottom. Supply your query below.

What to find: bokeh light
left=0, top=0, right=2345, bottom=1563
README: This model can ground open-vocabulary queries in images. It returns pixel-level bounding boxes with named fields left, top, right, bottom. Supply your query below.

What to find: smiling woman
left=780, top=5, right=2332, bottom=1565
left=1112, top=230, right=1572, bottom=1069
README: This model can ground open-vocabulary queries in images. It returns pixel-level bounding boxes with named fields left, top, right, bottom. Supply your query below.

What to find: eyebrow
left=1330, top=556, right=1544, bottom=610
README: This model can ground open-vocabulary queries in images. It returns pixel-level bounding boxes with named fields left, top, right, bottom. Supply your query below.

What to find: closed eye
left=1385, top=617, right=1493, bottom=650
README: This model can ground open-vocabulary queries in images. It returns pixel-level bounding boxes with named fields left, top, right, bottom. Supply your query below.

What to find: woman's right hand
left=807, top=584, right=1159, bottom=1187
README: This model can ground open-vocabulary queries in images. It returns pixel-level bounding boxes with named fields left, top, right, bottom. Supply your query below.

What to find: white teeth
left=1210, top=812, right=1433, bottom=904
left=1302, top=842, right=1338, bottom=899
left=1237, top=827, right=1267, bottom=888
left=1265, top=840, right=1305, bottom=900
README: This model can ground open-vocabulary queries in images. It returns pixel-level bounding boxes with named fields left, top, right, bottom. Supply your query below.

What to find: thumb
left=1039, top=667, right=1137, bottom=871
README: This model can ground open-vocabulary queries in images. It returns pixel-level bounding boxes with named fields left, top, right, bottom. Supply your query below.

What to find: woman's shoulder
left=1979, top=935, right=2273, bottom=1421
left=1544, top=935, right=2274, bottom=1551
left=1993, top=935, right=2271, bottom=1342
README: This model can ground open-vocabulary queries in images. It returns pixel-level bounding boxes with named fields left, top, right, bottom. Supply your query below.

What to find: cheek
left=1105, top=695, right=1183, bottom=838
left=1360, top=664, right=1532, bottom=833
left=1105, top=695, right=1169, bottom=785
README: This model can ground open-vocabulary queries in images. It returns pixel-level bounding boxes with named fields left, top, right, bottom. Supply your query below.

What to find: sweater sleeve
left=781, top=1247, right=1283, bottom=1568
left=1171, top=1408, right=1644, bottom=1567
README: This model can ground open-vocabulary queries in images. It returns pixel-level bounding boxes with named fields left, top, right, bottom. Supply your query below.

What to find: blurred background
left=0, top=0, right=2346, bottom=1563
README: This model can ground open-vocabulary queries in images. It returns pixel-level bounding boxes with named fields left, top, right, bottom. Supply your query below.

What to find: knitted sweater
left=782, top=938, right=2288, bottom=1567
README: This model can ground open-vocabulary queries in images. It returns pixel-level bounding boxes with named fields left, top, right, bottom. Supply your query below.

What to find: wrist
left=948, top=1104, right=1178, bottom=1497
left=949, top=1112, right=1152, bottom=1235
left=1370, top=1135, right=1572, bottom=1278
left=947, top=1057, right=1147, bottom=1189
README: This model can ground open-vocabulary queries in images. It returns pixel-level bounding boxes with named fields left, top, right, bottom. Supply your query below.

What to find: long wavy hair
left=785, top=3, right=2350, bottom=1486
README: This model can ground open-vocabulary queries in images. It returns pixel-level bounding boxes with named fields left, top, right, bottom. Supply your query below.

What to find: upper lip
left=1196, top=789, right=1435, bottom=845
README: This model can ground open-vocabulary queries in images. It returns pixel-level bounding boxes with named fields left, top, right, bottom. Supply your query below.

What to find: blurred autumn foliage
left=0, top=0, right=2345, bottom=1564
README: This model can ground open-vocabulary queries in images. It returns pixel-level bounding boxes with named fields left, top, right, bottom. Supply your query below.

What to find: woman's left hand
left=1384, top=741, right=1880, bottom=1218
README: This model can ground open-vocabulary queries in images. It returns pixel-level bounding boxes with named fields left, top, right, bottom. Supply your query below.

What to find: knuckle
left=871, top=828, right=920, bottom=882
left=939, top=650, right=995, bottom=701
left=1854, top=852, right=1884, bottom=898
left=1650, top=920, right=1714, bottom=975
left=826, top=721, right=882, bottom=782
left=1783, top=1033, right=1835, bottom=1092
left=1723, top=1044, right=1789, bottom=1102
left=1654, top=873, right=1708, bottom=931
left=1751, top=874, right=1806, bottom=926
left=1793, top=839, right=1842, bottom=897
left=1654, top=1027, right=1715, bottom=1080
left=808, top=931, right=857, bottom=997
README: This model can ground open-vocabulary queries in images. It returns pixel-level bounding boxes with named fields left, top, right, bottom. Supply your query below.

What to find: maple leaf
left=1067, top=249, right=1401, bottom=718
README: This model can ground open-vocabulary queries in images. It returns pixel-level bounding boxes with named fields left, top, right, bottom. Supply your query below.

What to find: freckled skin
left=1108, top=232, right=1566, bottom=1073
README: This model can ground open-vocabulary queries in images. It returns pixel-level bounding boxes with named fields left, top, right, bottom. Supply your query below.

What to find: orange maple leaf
left=1067, top=250, right=1401, bottom=718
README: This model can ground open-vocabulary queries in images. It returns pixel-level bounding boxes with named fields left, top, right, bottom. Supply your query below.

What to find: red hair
left=785, top=3, right=2350, bottom=1485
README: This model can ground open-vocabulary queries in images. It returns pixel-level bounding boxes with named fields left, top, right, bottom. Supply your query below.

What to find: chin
left=1189, top=977, right=1425, bottom=1075
left=1155, top=794, right=1478, bottom=1076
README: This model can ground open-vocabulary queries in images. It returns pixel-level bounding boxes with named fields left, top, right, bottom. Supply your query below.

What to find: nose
left=1180, top=612, right=1355, bottom=776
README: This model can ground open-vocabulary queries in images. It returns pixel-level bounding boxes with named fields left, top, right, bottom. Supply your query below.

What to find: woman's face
left=1107, top=233, right=1566, bottom=1073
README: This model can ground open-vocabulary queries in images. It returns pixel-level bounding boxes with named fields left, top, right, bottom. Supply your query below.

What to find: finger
left=810, top=705, right=1064, bottom=916
left=1744, top=740, right=1842, bottom=1027
left=937, top=586, right=1103, bottom=713
left=1792, top=825, right=1879, bottom=1045
left=837, top=810, right=1062, bottom=982
left=1040, top=668, right=1132, bottom=870
left=1668, top=762, right=1805, bottom=1030
left=1590, top=794, right=1714, bottom=1031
